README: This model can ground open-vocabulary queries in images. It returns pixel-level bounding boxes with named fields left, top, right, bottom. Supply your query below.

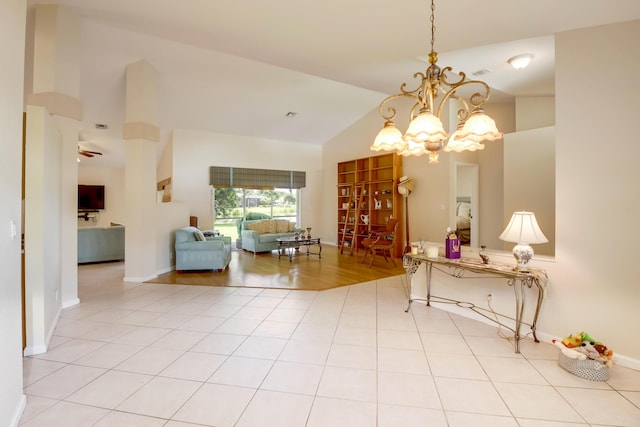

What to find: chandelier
left=370, top=0, right=503, bottom=163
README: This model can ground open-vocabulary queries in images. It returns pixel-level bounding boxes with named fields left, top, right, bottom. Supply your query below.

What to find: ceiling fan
left=78, top=131, right=103, bottom=158
left=78, top=146, right=103, bottom=157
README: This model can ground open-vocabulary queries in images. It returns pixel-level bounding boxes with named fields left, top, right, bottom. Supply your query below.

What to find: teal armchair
left=175, top=226, right=231, bottom=272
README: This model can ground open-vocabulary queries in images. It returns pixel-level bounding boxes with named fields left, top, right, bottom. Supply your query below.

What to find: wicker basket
left=558, top=352, right=609, bottom=381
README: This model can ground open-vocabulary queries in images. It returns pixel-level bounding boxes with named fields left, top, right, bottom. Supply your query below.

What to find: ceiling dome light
left=508, top=54, right=534, bottom=70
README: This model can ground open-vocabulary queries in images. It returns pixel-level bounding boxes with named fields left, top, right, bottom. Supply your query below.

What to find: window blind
left=209, top=166, right=306, bottom=189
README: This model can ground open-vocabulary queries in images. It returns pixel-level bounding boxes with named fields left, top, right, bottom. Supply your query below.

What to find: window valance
left=209, top=166, right=306, bottom=189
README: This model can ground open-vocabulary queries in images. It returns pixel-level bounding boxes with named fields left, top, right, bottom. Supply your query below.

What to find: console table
left=403, top=254, right=547, bottom=353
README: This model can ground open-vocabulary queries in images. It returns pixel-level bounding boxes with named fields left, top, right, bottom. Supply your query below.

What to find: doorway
left=451, top=162, right=479, bottom=247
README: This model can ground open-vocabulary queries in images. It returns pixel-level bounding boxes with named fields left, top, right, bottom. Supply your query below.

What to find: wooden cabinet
left=337, top=153, right=403, bottom=257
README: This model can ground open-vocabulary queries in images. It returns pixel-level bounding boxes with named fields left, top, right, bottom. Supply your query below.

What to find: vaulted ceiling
left=26, top=0, right=640, bottom=167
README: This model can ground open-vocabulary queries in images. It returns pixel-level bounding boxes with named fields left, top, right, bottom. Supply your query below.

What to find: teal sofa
left=77, top=225, right=125, bottom=264
left=175, top=226, right=232, bottom=272
left=240, top=219, right=299, bottom=255
left=235, top=212, right=271, bottom=249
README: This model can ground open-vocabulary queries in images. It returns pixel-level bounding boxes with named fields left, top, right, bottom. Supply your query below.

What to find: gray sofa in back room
left=77, top=225, right=125, bottom=264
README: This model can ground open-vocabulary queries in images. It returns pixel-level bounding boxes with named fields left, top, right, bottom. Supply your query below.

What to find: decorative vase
left=479, top=245, right=490, bottom=264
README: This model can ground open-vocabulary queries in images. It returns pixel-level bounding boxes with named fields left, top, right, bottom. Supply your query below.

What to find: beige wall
left=503, top=126, right=555, bottom=256
left=0, top=0, right=27, bottom=424
left=516, top=96, right=555, bottom=131
left=547, top=19, right=640, bottom=363
left=320, top=20, right=640, bottom=365
left=320, top=103, right=516, bottom=253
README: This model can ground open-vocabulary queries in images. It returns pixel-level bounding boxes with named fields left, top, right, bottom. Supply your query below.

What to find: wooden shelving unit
left=337, top=153, right=403, bottom=257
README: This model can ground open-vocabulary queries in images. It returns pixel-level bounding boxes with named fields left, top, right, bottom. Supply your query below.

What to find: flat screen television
left=78, top=185, right=105, bottom=210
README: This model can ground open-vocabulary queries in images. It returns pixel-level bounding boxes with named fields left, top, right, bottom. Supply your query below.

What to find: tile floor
left=20, top=263, right=640, bottom=426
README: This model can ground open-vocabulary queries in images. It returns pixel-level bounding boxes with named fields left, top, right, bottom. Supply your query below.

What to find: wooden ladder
left=339, top=183, right=366, bottom=255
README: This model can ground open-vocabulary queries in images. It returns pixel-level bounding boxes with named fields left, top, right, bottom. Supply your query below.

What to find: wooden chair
left=361, top=218, right=399, bottom=268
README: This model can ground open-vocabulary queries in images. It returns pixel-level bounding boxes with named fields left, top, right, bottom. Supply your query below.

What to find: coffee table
left=277, top=237, right=322, bottom=262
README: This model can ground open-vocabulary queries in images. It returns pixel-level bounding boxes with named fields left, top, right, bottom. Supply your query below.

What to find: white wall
left=78, top=166, right=126, bottom=227
left=0, top=1, right=27, bottom=425
left=171, top=129, right=323, bottom=232
left=79, top=154, right=191, bottom=276
left=156, top=202, right=190, bottom=272
left=24, top=106, right=63, bottom=357
left=157, top=132, right=173, bottom=184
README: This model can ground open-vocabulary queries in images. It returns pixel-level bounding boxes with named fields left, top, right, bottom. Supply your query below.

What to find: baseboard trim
left=9, top=394, right=26, bottom=427
left=62, top=298, right=80, bottom=309
left=23, top=305, right=63, bottom=357
left=124, top=273, right=158, bottom=283
left=23, top=344, right=47, bottom=357
left=156, top=265, right=174, bottom=275
left=411, top=297, right=640, bottom=371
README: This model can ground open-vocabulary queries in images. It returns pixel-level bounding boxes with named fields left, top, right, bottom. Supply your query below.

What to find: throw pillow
left=266, top=220, right=277, bottom=233
left=288, top=222, right=296, bottom=232
left=247, top=220, right=269, bottom=234
left=193, top=229, right=206, bottom=241
left=275, top=219, right=290, bottom=233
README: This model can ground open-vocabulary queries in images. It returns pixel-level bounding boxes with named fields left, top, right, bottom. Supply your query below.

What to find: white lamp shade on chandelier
left=499, top=211, right=548, bottom=270
left=444, top=123, right=485, bottom=153
left=456, top=108, right=503, bottom=142
left=403, top=109, right=448, bottom=144
left=371, top=121, right=404, bottom=152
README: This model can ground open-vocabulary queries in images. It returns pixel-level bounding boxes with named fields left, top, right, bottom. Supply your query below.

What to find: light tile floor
left=21, top=263, right=640, bottom=426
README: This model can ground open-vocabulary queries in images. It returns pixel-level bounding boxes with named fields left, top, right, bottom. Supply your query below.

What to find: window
left=208, top=166, right=306, bottom=241
left=212, top=187, right=299, bottom=241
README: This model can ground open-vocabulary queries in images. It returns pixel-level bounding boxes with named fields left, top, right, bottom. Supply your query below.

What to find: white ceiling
left=27, top=0, right=640, bottom=168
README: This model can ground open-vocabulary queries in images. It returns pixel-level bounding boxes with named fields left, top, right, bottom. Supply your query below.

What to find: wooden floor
left=146, top=245, right=406, bottom=291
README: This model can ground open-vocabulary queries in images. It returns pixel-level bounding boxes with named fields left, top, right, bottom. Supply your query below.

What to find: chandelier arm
left=377, top=93, right=422, bottom=121
left=438, top=66, right=466, bottom=87
left=468, top=83, right=492, bottom=108
left=433, top=79, right=492, bottom=118
left=445, top=94, right=472, bottom=123
left=399, top=72, right=427, bottom=95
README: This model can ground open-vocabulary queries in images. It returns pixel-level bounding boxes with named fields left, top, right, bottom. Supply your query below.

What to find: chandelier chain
left=430, top=0, right=436, bottom=54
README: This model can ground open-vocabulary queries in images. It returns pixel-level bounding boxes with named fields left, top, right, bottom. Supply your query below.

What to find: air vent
left=472, top=69, right=491, bottom=77
left=95, top=123, right=108, bottom=129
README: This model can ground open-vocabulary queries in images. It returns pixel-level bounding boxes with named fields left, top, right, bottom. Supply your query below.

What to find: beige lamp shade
left=397, top=176, right=415, bottom=195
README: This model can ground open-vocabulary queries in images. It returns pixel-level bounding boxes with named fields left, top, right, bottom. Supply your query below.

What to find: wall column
left=123, top=60, right=159, bottom=281
left=24, top=4, right=81, bottom=356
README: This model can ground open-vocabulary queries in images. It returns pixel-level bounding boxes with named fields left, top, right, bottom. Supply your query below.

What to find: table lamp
left=499, top=211, right=548, bottom=271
